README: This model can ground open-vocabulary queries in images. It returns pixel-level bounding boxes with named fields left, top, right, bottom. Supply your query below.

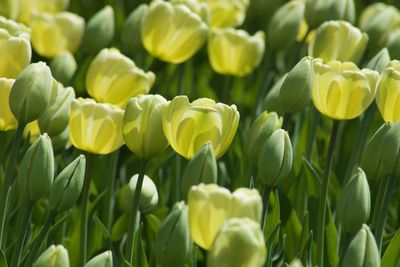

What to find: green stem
left=223, top=75, right=233, bottom=104
left=178, top=63, right=185, bottom=96
left=371, top=174, right=389, bottom=230
left=306, top=109, right=319, bottom=160
left=261, top=185, right=271, bottom=230
left=0, top=124, right=25, bottom=248
left=316, top=120, right=340, bottom=267
left=125, top=159, right=148, bottom=266
left=103, top=150, right=119, bottom=231
left=175, top=155, right=182, bottom=201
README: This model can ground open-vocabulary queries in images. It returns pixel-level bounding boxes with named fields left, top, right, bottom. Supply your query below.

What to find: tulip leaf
left=325, top=206, right=339, bottom=267
left=283, top=210, right=302, bottom=261
left=111, top=214, right=129, bottom=241
left=264, top=190, right=281, bottom=243
left=0, top=248, right=7, bottom=267
left=382, top=227, right=400, bottom=267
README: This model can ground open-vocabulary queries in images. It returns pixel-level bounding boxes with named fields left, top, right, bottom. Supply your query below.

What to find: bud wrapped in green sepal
left=258, top=129, right=293, bottom=186
left=9, top=62, right=53, bottom=124
left=361, top=122, right=391, bottom=180
left=264, top=74, right=286, bottom=116
left=18, top=133, right=54, bottom=201
left=268, top=0, right=305, bottom=50
left=388, top=31, right=400, bottom=60
left=155, top=202, right=192, bottom=267
left=247, top=111, right=282, bottom=165
left=81, top=5, right=115, bottom=54
left=342, top=224, right=380, bottom=267
left=337, top=168, right=371, bottom=233
left=208, top=218, right=266, bottom=267
left=123, top=174, right=158, bottom=213
left=366, top=48, right=391, bottom=73
left=49, top=155, right=85, bottom=212
left=181, top=142, right=217, bottom=198
left=51, top=126, right=70, bottom=150
left=121, top=4, right=148, bottom=54
left=84, top=251, right=113, bottom=267
left=49, top=51, right=77, bottom=85
left=279, top=56, right=313, bottom=113
left=33, top=245, right=70, bottom=267
left=381, top=120, right=400, bottom=175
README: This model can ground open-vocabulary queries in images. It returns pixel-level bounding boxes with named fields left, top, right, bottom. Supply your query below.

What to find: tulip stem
left=0, top=124, right=25, bottom=248
left=178, top=63, right=185, bottom=96
left=261, top=185, right=272, bottom=230
left=223, top=76, right=233, bottom=104
left=305, top=109, right=319, bottom=160
left=316, top=120, right=339, bottom=267
left=126, top=159, right=148, bottom=266
left=371, top=173, right=389, bottom=229
left=103, top=150, right=119, bottom=231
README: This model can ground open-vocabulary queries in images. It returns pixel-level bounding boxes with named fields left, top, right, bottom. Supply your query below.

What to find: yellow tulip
left=188, top=183, right=262, bottom=250
left=0, top=0, right=19, bottom=20
left=23, top=120, right=40, bottom=143
left=312, top=59, right=379, bottom=120
left=29, top=11, right=84, bottom=58
left=0, top=78, right=17, bottom=131
left=309, top=20, right=368, bottom=64
left=376, top=60, right=400, bottom=123
left=69, top=98, right=124, bottom=155
left=208, top=28, right=265, bottom=77
left=199, top=0, right=249, bottom=28
left=86, top=48, right=155, bottom=108
left=141, top=0, right=208, bottom=64
left=32, top=0, right=69, bottom=14
left=163, top=96, right=239, bottom=159
left=0, top=16, right=31, bottom=78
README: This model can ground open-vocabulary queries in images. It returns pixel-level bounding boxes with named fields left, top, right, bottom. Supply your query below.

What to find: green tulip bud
left=263, top=74, right=286, bottom=116
left=382, top=121, right=400, bottom=175
left=181, top=142, right=218, bottom=198
left=337, top=168, right=371, bottom=233
left=155, top=202, right=192, bottom=267
left=342, top=224, right=380, bottom=267
left=49, top=51, right=77, bottom=85
left=208, top=218, right=267, bottom=267
left=279, top=56, right=313, bottom=113
left=33, top=245, right=70, bottom=267
left=366, top=48, right=391, bottom=73
left=81, top=5, right=115, bottom=54
left=49, top=155, right=86, bottom=212
left=268, top=0, right=305, bottom=50
left=18, top=133, right=54, bottom=201
left=258, top=129, right=293, bottom=187
left=388, top=30, right=400, bottom=60
left=288, top=259, right=304, bottom=267
left=84, top=251, right=113, bottom=267
left=124, top=174, right=158, bottom=213
left=247, top=111, right=282, bottom=165
left=121, top=4, right=148, bottom=54
left=9, top=62, right=53, bottom=124
left=361, top=122, right=391, bottom=180
left=51, top=126, right=70, bottom=150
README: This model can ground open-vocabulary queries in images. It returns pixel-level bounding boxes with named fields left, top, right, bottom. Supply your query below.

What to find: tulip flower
left=121, top=4, right=148, bottom=54
left=49, top=51, right=77, bottom=85
left=127, top=174, right=159, bottom=213
left=208, top=28, right=265, bottom=77
left=0, top=16, right=31, bottom=78
left=312, top=59, right=379, bottom=120
left=23, top=120, right=40, bottom=143
left=376, top=60, right=400, bottom=123
left=163, top=96, right=239, bottom=159
left=0, top=78, right=17, bottom=131
left=381, top=120, right=400, bottom=176
left=32, top=0, right=69, bottom=14
left=84, top=251, right=113, bottom=267
left=0, top=0, right=19, bottom=20
left=309, top=21, right=368, bottom=64
left=86, top=48, right=155, bottom=108
left=208, top=218, right=266, bottom=267
left=33, top=245, right=70, bottom=267
left=69, top=98, right=124, bottom=155
left=141, top=0, right=208, bottom=64
left=199, top=0, right=248, bottom=28
left=29, top=11, right=85, bottom=58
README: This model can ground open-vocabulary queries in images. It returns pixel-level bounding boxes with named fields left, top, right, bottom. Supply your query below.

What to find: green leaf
left=134, top=223, right=149, bottom=267
left=325, top=206, right=339, bottom=267
left=111, top=214, right=129, bottom=241
left=0, top=248, right=7, bottom=267
left=264, top=190, right=281, bottom=242
left=382, top=227, right=400, bottom=267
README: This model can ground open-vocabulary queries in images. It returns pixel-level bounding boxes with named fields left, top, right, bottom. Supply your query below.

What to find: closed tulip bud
left=0, top=16, right=31, bottom=78
left=86, top=49, right=155, bottom=108
left=305, top=0, right=356, bottom=30
left=309, top=21, right=368, bottom=65
left=181, top=142, right=218, bottom=198
left=49, top=155, right=85, bottom=212
left=268, top=0, right=305, bottom=50
left=381, top=120, right=400, bottom=175
left=121, top=4, right=148, bottom=54
left=258, top=129, right=293, bottom=186
left=51, top=126, right=70, bottom=150
left=279, top=56, right=313, bottom=113
left=263, top=74, right=286, bottom=116
left=388, top=30, right=400, bottom=60
left=126, top=174, right=158, bottom=213
left=49, top=51, right=77, bottom=85
left=208, top=218, right=266, bottom=267
left=30, top=12, right=85, bottom=58
left=33, top=245, right=70, bottom=267
left=342, top=225, right=380, bottom=267
left=361, top=123, right=391, bottom=181
left=142, top=0, right=208, bottom=64
left=337, top=168, right=371, bottom=233
left=18, top=133, right=54, bottom=201
left=81, top=5, right=114, bottom=54
left=312, top=59, right=379, bottom=120
left=164, top=96, right=239, bottom=159
left=0, top=78, right=17, bottom=131
left=84, top=251, right=112, bottom=267
left=199, top=0, right=248, bottom=28
left=288, top=259, right=304, bottom=267
left=69, top=98, right=124, bottom=155
left=247, top=111, right=282, bottom=165
left=376, top=60, right=400, bottom=123
left=155, top=202, right=192, bottom=267
left=360, top=3, right=400, bottom=53
left=32, top=0, right=69, bottom=14
left=123, top=94, right=168, bottom=159
left=208, top=28, right=265, bottom=77
left=9, top=62, right=53, bottom=124
left=366, top=48, right=391, bottom=73
left=230, top=188, right=262, bottom=223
